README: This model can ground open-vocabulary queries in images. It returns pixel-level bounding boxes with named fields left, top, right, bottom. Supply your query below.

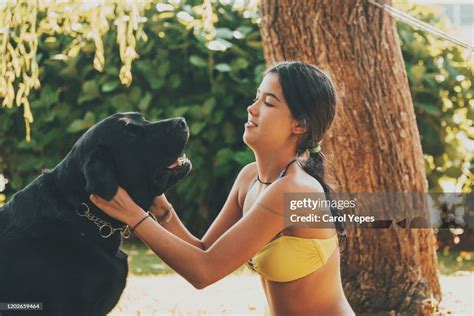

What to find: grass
left=122, top=240, right=473, bottom=276
left=436, top=247, right=474, bottom=275
left=121, top=241, right=175, bottom=275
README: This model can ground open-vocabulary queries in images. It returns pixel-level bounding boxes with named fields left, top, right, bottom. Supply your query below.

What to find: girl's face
left=243, top=73, right=301, bottom=152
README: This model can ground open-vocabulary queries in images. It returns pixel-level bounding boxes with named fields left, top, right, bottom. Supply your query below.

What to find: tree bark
left=259, top=0, right=441, bottom=314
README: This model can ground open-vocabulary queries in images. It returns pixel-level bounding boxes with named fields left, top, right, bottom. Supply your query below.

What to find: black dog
left=0, top=112, right=192, bottom=316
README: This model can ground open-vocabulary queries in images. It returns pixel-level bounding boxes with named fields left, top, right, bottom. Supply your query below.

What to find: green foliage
left=0, top=2, right=471, bottom=233
left=397, top=4, right=473, bottom=192
left=0, top=1, right=262, bottom=233
left=0, top=1, right=150, bottom=141
left=121, top=241, right=174, bottom=275
left=437, top=247, right=473, bottom=275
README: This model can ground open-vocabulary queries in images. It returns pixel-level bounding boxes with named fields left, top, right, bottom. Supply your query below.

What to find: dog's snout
left=151, top=117, right=188, bottom=135
left=175, top=117, right=187, bottom=131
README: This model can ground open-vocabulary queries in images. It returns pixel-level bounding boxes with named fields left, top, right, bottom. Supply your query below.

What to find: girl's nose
left=247, top=102, right=258, bottom=115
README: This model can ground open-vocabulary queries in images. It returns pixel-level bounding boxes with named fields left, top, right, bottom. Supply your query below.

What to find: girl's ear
left=292, top=119, right=307, bottom=135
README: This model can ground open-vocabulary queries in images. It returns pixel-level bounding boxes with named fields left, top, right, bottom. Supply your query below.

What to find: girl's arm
left=90, top=177, right=294, bottom=289
left=147, top=163, right=255, bottom=249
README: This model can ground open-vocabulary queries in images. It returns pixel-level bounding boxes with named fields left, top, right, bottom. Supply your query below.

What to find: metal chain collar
left=76, top=203, right=131, bottom=239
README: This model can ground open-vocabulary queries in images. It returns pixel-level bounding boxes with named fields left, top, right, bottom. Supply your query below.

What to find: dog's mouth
left=151, top=149, right=192, bottom=196
left=167, top=153, right=190, bottom=169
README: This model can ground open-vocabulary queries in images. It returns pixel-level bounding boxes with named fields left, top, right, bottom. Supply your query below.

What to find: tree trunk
left=259, top=0, right=441, bottom=314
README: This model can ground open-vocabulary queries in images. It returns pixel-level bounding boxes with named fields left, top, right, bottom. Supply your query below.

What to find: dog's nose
left=175, top=117, right=187, bottom=131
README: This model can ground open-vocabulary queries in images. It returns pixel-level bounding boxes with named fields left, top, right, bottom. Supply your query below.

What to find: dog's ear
left=82, top=147, right=118, bottom=201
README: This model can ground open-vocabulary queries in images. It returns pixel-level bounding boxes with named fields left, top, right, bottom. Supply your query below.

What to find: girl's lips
left=245, top=121, right=257, bottom=128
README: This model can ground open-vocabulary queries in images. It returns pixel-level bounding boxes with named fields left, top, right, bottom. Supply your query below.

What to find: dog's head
left=74, top=112, right=192, bottom=208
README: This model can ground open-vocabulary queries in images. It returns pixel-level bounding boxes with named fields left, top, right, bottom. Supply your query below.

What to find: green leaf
left=169, top=74, right=181, bottom=88
left=30, top=99, right=43, bottom=109
left=223, top=121, right=236, bottom=144
left=102, top=80, right=120, bottom=93
left=246, top=41, right=262, bottom=49
left=84, top=112, right=96, bottom=125
left=233, top=151, right=254, bottom=165
left=138, top=92, right=153, bottom=111
left=232, top=58, right=249, bottom=70
left=202, top=98, right=216, bottom=114
left=53, top=103, right=70, bottom=120
left=215, top=27, right=234, bottom=39
left=150, top=77, right=165, bottom=90
left=172, top=107, right=189, bottom=117
left=417, top=102, right=441, bottom=116
left=214, top=111, right=223, bottom=123
left=214, top=148, right=234, bottom=176
left=40, top=85, right=59, bottom=107
left=189, top=55, right=207, bottom=68
left=105, top=66, right=119, bottom=76
left=190, top=122, right=206, bottom=134
left=43, top=110, right=56, bottom=123
left=444, top=167, right=462, bottom=178
left=79, top=80, right=100, bottom=104
left=215, top=148, right=233, bottom=165
left=110, top=94, right=132, bottom=112
left=129, top=86, right=142, bottom=104
left=67, top=119, right=90, bottom=133
left=236, top=26, right=252, bottom=36
left=136, top=60, right=166, bottom=90
left=10, top=176, right=23, bottom=191
left=157, top=12, right=175, bottom=20
left=215, top=63, right=231, bottom=72
left=410, top=64, right=426, bottom=83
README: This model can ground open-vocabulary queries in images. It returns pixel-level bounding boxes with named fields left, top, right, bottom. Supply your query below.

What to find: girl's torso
left=238, top=162, right=353, bottom=316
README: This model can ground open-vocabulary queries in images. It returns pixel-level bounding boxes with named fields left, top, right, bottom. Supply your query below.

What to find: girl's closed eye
left=264, top=97, right=275, bottom=107
left=251, top=92, right=275, bottom=107
left=264, top=101, right=275, bottom=107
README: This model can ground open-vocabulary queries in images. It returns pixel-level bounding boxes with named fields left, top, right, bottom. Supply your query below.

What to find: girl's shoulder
left=235, top=162, right=258, bottom=210
left=237, top=162, right=258, bottom=185
left=274, top=168, right=325, bottom=195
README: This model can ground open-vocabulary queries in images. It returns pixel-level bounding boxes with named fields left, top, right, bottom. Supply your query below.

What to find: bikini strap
left=274, top=159, right=297, bottom=239
left=278, top=158, right=297, bottom=179
left=247, top=177, right=258, bottom=193
left=247, top=158, right=297, bottom=195
left=244, top=160, right=297, bottom=239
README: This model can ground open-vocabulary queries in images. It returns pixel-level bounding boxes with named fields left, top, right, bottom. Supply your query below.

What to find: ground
left=110, top=273, right=268, bottom=316
left=109, top=243, right=473, bottom=315
left=110, top=271, right=473, bottom=316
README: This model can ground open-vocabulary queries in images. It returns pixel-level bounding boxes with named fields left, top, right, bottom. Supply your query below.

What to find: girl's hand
left=149, top=194, right=174, bottom=217
left=89, top=186, right=145, bottom=225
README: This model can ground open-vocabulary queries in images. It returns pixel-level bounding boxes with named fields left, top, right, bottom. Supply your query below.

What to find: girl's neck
left=253, top=148, right=297, bottom=183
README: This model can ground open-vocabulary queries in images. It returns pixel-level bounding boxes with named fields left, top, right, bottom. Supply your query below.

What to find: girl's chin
left=242, top=132, right=255, bottom=146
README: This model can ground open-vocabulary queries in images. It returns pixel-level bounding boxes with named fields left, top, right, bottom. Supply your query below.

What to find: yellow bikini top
left=247, top=232, right=338, bottom=282
left=245, top=160, right=339, bottom=282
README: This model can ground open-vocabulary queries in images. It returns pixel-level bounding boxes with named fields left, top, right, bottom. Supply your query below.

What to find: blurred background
left=0, top=0, right=472, bottom=314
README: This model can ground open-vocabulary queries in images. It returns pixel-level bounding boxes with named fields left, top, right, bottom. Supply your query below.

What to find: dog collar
left=75, top=203, right=131, bottom=239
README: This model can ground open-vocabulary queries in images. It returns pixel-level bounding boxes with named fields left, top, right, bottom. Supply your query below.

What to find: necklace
left=257, top=158, right=298, bottom=185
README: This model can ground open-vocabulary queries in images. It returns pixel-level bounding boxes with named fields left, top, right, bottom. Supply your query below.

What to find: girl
left=91, top=61, right=354, bottom=316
